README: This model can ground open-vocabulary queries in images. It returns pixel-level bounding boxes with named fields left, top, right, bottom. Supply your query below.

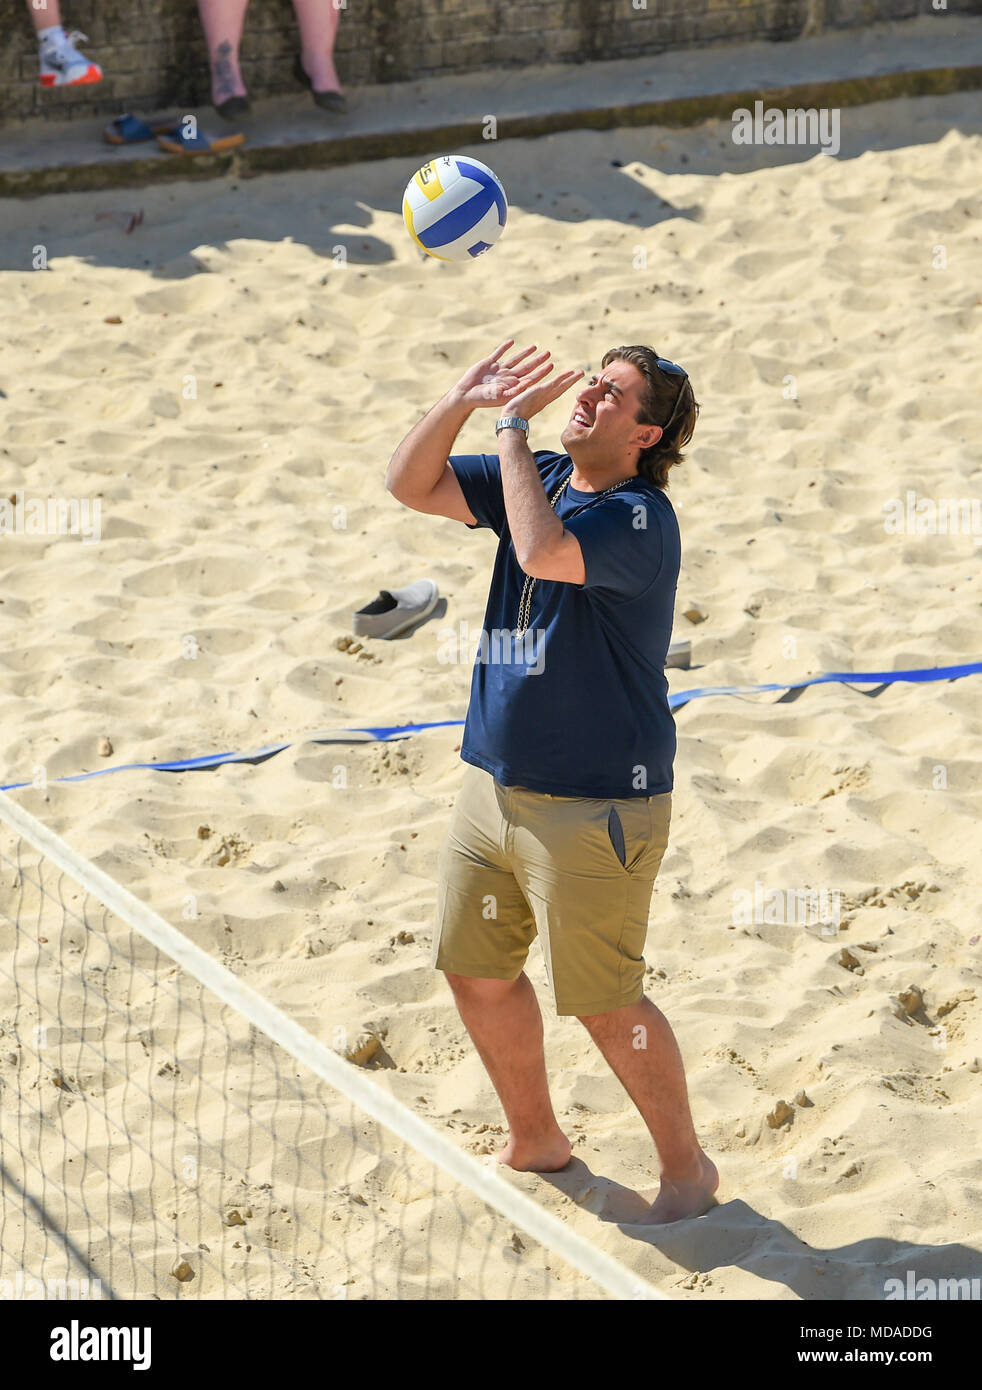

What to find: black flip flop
left=293, top=55, right=347, bottom=113
left=214, top=94, right=250, bottom=122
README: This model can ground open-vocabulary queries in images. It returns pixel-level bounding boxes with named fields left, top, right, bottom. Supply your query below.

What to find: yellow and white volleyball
left=403, top=155, right=508, bottom=262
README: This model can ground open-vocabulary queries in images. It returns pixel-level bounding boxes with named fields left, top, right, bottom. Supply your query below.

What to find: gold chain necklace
left=515, top=471, right=634, bottom=636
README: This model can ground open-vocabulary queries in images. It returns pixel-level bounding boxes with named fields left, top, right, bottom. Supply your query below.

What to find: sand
left=1, top=89, right=981, bottom=1300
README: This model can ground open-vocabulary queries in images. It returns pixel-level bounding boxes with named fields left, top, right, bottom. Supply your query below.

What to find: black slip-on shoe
left=214, top=94, right=250, bottom=122
left=293, top=55, right=348, bottom=113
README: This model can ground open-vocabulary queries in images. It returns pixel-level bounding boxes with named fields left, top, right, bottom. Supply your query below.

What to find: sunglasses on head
left=654, top=354, right=690, bottom=436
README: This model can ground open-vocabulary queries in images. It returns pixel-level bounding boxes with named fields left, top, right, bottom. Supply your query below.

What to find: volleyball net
left=0, top=789, right=662, bottom=1302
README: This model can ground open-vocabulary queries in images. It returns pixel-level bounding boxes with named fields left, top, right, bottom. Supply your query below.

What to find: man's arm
left=386, top=339, right=555, bottom=526
left=492, top=358, right=587, bottom=583
left=385, top=389, right=478, bottom=525
left=498, top=428, right=586, bottom=584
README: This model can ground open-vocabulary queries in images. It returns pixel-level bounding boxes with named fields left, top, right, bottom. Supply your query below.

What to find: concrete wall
left=2, top=0, right=978, bottom=124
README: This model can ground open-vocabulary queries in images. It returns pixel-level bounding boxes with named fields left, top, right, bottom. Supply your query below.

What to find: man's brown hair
left=601, top=345, right=699, bottom=490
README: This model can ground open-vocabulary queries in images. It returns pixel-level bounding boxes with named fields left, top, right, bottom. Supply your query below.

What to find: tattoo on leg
left=212, top=40, right=236, bottom=100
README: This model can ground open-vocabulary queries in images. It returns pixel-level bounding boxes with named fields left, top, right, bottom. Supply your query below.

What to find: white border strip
left=0, top=790, right=665, bottom=1302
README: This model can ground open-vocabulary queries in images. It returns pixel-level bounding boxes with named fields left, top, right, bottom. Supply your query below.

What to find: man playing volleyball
left=386, top=340, right=718, bottom=1224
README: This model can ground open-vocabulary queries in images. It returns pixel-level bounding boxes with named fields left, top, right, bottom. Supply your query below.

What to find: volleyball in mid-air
left=403, top=155, right=507, bottom=262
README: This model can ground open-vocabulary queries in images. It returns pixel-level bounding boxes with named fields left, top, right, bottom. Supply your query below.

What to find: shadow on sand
left=533, top=1159, right=978, bottom=1298
left=1, top=91, right=979, bottom=276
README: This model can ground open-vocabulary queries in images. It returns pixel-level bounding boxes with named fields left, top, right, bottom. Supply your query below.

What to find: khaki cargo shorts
left=432, top=764, right=672, bottom=1017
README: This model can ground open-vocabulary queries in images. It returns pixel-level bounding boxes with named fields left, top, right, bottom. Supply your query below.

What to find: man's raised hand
left=453, top=340, right=555, bottom=409
left=505, top=366, right=584, bottom=423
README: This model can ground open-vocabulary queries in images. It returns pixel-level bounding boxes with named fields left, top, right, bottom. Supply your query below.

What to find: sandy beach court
left=1, top=89, right=981, bottom=1299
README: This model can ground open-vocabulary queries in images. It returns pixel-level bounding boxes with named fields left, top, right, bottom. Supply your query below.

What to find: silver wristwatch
left=495, top=416, right=529, bottom=437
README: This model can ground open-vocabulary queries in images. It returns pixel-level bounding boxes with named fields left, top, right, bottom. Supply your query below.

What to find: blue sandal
left=155, top=126, right=245, bottom=155
left=103, top=113, right=178, bottom=145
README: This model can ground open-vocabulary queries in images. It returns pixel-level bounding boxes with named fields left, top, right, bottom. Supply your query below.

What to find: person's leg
left=433, top=768, right=567, bottom=1172
left=511, top=787, right=717, bottom=1221
left=445, top=972, right=570, bottom=1172
left=26, top=0, right=61, bottom=33
left=578, top=996, right=718, bottom=1223
left=196, top=0, right=249, bottom=105
left=29, top=0, right=102, bottom=87
left=292, top=0, right=343, bottom=94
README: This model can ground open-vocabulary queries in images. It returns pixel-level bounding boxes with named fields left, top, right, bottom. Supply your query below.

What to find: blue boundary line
left=3, top=663, right=979, bottom=793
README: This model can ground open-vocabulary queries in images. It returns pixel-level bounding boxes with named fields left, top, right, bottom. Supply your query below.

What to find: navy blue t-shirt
left=449, top=448, right=680, bottom=798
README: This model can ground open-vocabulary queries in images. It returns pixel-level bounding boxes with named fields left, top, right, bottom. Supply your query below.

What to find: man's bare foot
left=497, top=1131, right=572, bottom=1173
left=642, top=1153, right=719, bottom=1225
